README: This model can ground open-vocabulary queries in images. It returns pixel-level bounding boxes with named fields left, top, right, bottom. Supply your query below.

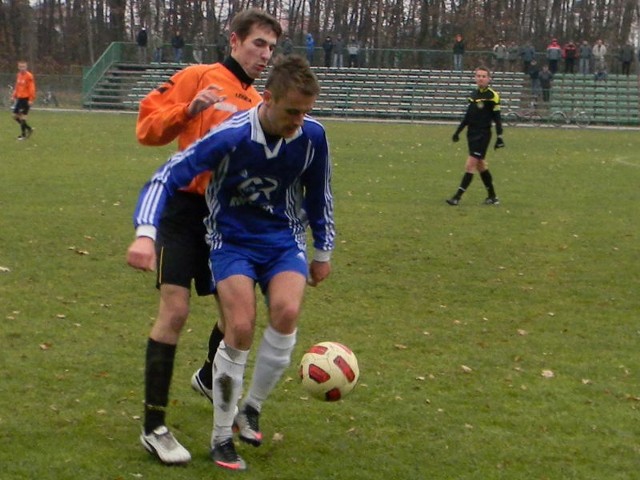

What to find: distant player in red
left=12, top=61, right=36, bottom=140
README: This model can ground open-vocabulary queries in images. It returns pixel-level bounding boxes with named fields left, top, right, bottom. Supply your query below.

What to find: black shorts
left=467, top=129, right=492, bottom=160
left=13, top=98, right=30, bottom=115
left=155, top=190, right=214, bottom=296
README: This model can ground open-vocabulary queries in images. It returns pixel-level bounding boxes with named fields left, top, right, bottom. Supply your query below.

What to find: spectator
left=137, top=27, right=148, bottom=63
left=546, top=38, right=562, bottom=74
left=193, top=31, right=205, bottom=64
left=529, top=59, right=541, bottom=100
left=619, top=43, right=634, bottom=76
left=578, top=40, right=592, bottom=75
left=539, top=65, right=553, bottom=103
left=333, top=34, right=344, bottom=67
left=592, top=39, right=607, bottom=73
left=171, top=30, right=185, bottom=63
left=305, top=33, right=315, bottom=65
left=347, top=36, right=359, bottom=67
left=322, top=35, right=333, bottom=67
left=216, top=31, right=228, bottom=61
left=520, top=42, right=536, bottom=74
left=507, top=41, right=520, bottom=72
left=281, top=34, right=293, bottom=55
left=563, top=40, right=577, bottom=73
left=453, top=33, right=465, bottom=71
left=151, top=32, right=163, bottom=63
left=493, top=40, right=507, bottom=71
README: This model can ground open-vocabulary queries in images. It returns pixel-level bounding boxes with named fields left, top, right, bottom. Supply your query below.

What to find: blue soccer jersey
left=134, top=106, right=335, bottom=260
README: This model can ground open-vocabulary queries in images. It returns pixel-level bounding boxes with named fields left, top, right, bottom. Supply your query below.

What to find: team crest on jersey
left=231, top=176, right=279, bottom=213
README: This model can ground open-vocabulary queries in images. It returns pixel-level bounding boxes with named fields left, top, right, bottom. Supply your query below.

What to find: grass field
left=1, top=110, right=639, bottom=479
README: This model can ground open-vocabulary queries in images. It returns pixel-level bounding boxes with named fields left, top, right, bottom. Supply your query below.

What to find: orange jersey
left=13, top=71, right=36, bottom=102
left=136, top=64, right=263, bottom=195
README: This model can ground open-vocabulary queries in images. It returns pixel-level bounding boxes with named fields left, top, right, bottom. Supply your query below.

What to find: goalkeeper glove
left=494, top=136, right=505, bottom=149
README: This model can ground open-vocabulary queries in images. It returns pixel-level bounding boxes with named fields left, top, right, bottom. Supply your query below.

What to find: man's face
left=475, top=69, right=491, bottom=89
left=261, top=89, right=316, bottom=139
left=231, top=24, right=279, bottom=79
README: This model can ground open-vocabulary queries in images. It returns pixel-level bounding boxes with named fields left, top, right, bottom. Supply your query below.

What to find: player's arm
left=28, top=74, right=36, bottom=104
left=302, top=130, right=335, bottom=286
left=127, top=129, right=232, bottom=271
left=136, top=69, right=224, bottom=146
left=452, top=117, right=467, bottom=142
left=492, top=92, right=505, bottom=148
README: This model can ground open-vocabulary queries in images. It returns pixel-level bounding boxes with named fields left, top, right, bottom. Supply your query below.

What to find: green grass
left=1, top=110, right=639, bottom=479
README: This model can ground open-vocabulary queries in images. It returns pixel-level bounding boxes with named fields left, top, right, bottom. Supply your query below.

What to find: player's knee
left=269, top=301, right=301, bottom=331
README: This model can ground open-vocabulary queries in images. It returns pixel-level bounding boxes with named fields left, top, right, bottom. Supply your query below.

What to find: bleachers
left=548, top=73, right=640, bottom=125
left=83, top=63, right=183, bottom=110
left=83, top=63, right=639, bottom=125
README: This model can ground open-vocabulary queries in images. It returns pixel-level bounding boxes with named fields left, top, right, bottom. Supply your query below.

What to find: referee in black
left=447, top=66, right=504, bottom=206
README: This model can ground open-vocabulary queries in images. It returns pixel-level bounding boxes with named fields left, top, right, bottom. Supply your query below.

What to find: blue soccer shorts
left=210, top=242, right=309, bottom=293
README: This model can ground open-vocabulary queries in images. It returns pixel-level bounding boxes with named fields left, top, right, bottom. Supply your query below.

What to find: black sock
left=480, top=170, right=496, bottom=198
left=455, top=172, right=474, bottom=198
left=198, top=322, right=225, bottom=389
left=19, top=120, right=27, bottom=135
left=143, top=338, right=176, bottom=434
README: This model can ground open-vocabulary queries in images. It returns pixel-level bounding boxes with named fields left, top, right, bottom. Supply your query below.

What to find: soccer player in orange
left=12, top=61, right=36, bottom=140
left=131, top=8, right=282, bottom=466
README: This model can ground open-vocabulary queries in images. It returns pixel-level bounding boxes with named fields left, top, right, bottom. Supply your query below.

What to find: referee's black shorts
left=467, top=129, right=492, bottom=160
left=155, top=190, right=214, bottom=296
left=13, top=98, right=30, bottom=115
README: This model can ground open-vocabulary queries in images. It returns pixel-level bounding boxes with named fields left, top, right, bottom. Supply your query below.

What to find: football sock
left=243, top=326, right=297, bottom=412
left=455, top=172, right=474, bottom=198
left=143, top=338, right=176, bottom=434
left=480, top=170, right=496, bottom=197
left=198, top=322, right=225, bottom=389
left=212, top=341, right=248, bottom=444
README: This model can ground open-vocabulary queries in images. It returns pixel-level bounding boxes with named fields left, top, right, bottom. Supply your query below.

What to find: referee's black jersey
left=459, top=87, right=503, bottom=135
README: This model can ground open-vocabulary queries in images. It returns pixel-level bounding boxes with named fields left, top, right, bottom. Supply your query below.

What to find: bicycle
left=549, top=108, right=591, bottom=128
left=4, top=84, right=15, bottom=109
left=40, top=87, right=60, bottom=107
left=502, top=101, right=544, bottom=126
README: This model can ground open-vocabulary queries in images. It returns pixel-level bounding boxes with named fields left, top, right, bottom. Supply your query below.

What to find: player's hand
left=452, top=133, right=460, bottom=143
left=126, top=236, right=156, bottom=271
left=187, top=84, right=226, bottom=117
left=307, top=260, right=331, bottom=287
left=494, top=136, right=505, bottom=149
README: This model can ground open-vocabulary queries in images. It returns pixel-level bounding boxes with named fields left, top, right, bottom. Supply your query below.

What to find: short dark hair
left=265, top=54, right=320, bottom=101
left=231, top=8, right=283, bottom=41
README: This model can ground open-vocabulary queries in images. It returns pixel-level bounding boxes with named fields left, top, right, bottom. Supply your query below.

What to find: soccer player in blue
left=127, top=54, right=335, bottom=471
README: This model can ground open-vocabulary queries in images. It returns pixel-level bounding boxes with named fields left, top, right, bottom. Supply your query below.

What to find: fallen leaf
left=272, top=432, right=284, bottom=442
left=39, top=342, right=52, bottom=350
left=461, top=365, right=473, bottom=373
left=541, top=369, right=555, bottom=378
left=517, top=329, right=528, bottom=336
left=0, top=266, right=11, bottom=272
left=394, top=344, right=408, bottom=350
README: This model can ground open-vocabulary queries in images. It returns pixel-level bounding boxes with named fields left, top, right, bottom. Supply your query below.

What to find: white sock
left=211, top=341, right=249, bottom=446
left=244, top=326, right=297, bottom=412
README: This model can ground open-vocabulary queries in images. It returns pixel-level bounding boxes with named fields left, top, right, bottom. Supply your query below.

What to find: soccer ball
left=298, top=341, right=359, bottom=401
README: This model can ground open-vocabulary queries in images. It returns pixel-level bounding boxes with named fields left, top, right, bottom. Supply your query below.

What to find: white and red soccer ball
left=299, top=341, right=360, bottom=401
